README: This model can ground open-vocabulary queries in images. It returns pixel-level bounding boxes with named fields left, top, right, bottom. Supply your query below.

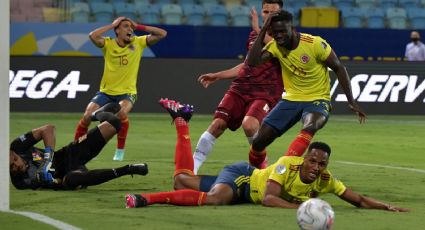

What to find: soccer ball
left=296, top=198, right=335, bottom=230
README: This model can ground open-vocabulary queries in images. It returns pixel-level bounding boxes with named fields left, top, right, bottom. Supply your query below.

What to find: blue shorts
left=90, top=92, right=137, bottom=106
left=200, top=162, right=255, bottom=203
left=263, top=99, right=331, bottom=136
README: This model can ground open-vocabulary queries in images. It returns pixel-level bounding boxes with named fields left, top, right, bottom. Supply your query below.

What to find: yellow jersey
left=264, top=33, right=332, bottom=101
left=249, top=156, right=346, bottom=204
left=99, top=36, right=148, bottom=95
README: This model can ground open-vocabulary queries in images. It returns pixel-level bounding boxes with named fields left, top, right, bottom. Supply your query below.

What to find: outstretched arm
left=325, top=50, right=367, bottom=124
left=198, top=63, right=244, bottom=88
left=262, top=180, right=300, bottom=208
left=250, top=7, right=274, bottom=45
left=339, top=188, right=409, bottom=212
left=89, top=17, right=125, bottom=48
left=128, top=18, right=167, bottom=46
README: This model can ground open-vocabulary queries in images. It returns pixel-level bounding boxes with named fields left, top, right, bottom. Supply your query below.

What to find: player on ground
left=125, top=99, right=407, bottom=212
left=10, top=103, right=148, bottom=190
left=193, top=0, right=284, bottom=174
left=246, top=10, right=367, bottom=168
left=74, top=17, right=167, bottom=161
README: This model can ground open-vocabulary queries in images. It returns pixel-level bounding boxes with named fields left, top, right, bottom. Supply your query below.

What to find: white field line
left=330, top=117, right=425, bottom=125
left=336, top=160, right=425, bottom=174
left=7, top=210, right=81, bottom=230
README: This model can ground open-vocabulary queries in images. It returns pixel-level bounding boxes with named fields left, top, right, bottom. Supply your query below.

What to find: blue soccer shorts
left=90, top=92, right=137, bottom=106
left=263, top=99, right=331, bottom=136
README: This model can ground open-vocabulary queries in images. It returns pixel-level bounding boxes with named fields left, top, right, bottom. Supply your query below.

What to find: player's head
left=114, top=18, right=133, bottom=44
left=410, top=31, right=421, bottom=43
left=300, top=142, right=331, bottom=184
left=9, top=151, right=27, bottom=175
left=269, top=10, right=294, bottom=49
left=261, top=0, right=283, bottom=22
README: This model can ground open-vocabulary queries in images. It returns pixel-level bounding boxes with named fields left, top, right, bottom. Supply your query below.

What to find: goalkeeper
left=9, top=103, right=148, bottom=190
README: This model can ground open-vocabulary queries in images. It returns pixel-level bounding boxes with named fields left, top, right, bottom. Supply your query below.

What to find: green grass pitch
left=2, top=112, right=424, bottom=229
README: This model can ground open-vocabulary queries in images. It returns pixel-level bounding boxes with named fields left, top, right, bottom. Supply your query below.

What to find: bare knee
left=207, top=119, right=227, bottom=138
left=242, top=120, right=259, bottom=137
left=173, top=174, right=186, bottom=190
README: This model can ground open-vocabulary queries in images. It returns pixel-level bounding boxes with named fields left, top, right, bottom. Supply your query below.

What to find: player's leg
left=284, top=100, right=330, bottom=157
left=243, top=99, right=272, bottom=144
left=113, top=97, right=134, bottom=161
left=74, top=92, right=108, bottom=140
left=250, top=100, right=302, bottom=168
left=62, top=163, right=148, bottom=189
left=193, top=92, right=244, bottom=174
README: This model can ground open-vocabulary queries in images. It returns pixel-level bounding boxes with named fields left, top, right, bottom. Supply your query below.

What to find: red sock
left=249, top=147, right=267, bottom=169
left=143, top=189, right=206, bottom=206
left=174, top=117, right=194, bottom=176
left=74, top=118, right=89, bottom=141
left=284, top=130, right=313, bottom=156
left=117, top=117, right=129, bottom=149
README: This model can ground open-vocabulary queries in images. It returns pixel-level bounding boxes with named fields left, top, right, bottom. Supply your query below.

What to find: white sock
left=193, top=131, right=216, bottom=175
left=246, top=136, right=254, bottom=145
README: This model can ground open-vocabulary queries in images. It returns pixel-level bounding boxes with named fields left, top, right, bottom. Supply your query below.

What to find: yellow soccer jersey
left=249, top=156, right=346, bottom=204
left=264, top=33, right=332, bottom=101
left=99, top=36, right=148, bottom=95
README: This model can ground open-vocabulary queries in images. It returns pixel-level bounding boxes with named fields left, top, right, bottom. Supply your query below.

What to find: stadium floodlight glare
left=0, top=0, right=10, bottom=211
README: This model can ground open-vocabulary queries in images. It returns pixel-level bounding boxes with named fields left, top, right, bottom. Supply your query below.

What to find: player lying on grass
left=125, top=99, right=408, bottom=212
left=9, top=103, right=148, bottom=190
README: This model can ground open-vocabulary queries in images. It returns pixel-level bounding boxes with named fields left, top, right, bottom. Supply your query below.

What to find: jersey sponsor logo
left=275, top=164, right=287, bottom=174
left=9, top=70, right=90, bottom=99
left=300, top=54, right=310, bottom=64
left=331, top=74, right=425, bottom=103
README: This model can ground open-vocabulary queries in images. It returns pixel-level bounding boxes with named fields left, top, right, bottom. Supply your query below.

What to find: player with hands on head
left=74, top=16, right=167, bottom=161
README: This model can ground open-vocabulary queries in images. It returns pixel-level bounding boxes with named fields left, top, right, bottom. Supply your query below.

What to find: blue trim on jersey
left=263, top=99, right=331, bottom=136
left=90, top=92, right=136, bottom=106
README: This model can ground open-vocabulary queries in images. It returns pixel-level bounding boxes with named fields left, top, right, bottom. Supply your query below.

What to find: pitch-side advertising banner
left=10, top=57, right=425, bottom=115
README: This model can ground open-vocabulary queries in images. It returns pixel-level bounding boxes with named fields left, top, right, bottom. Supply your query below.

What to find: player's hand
left=126, top=18, right=138, bottom=29
left=349, top=102, right=366, bottom=124
left=386, top=205, right=410, bottom=212
left=198, top=73, right=219, bottom=88
left=250, top=7, right=260, bottom=32
left=36, top=151, right=55, bottom=184
left=112, top=16, right=126, bottom=27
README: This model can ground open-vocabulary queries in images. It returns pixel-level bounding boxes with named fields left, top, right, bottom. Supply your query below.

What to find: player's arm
left=31, top=124, right=56, bottom=150
left=89, top=16, right=125, bottom=48
left=128, top=18, right=167, bottom=46
left=325, top=50, right=367, bottom=124
left=198, top=63, right=244, bottom=88
left=250, top=7, right=274, bottom=45
left=246, top=15, right=274, bottom=67
left=262, top=180, right=300, bottom=209
left=339, top=188, right=409, bottom=212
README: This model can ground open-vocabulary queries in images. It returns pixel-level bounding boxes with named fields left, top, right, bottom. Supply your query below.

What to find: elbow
left=161, top=30, right=168, bottom=39
left=261, top=195, right=274, bottom=207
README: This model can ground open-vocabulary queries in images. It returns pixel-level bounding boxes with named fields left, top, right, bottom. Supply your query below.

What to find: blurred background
left=9, top=0, right=425, bottom=115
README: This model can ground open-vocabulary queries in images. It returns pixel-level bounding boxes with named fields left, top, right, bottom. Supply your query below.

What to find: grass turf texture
left=3, top=113, right=424, bottom=229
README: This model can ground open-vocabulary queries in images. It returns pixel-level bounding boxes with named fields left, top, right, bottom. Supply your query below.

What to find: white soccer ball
left=296, top=198, right=335, bottom=230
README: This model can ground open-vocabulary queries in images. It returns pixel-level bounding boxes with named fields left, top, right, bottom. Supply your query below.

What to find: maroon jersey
left=229, top=31, right=284, bottom=103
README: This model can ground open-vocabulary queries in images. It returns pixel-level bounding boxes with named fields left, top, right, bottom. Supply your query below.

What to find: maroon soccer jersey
left=229, top=31, right=284, bottom=103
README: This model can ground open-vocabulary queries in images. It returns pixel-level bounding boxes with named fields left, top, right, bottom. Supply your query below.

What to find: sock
left=249, top=147, right=267, bottom=168
left=65, top=168, right=120, bottom=187
left=174, top=117, right=194, bottom=176
left=74, top=118, right=89, bottom=141
left=246, top=136, right=254, bottom=145
left=193, top=131, right=216, bottom=175
left=143, top=189, right=206, bottom=206
left=284, top=130, right=313, bottom=156
left=117, top=117, right=129, bottom=149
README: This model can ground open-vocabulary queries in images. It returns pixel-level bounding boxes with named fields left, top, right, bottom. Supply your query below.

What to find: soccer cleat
left=129, top=163, right=148, bottom=176
left=125, top=194, right=148, bottom=208
left=158, top=98, right=194, bottom=122
left=113, top=149, right=125, bottom=161
left=91, top=103, right=121, bottom=121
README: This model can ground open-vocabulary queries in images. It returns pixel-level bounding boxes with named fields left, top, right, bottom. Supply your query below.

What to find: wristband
left=136, top=24, right=146, bottom=31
